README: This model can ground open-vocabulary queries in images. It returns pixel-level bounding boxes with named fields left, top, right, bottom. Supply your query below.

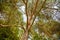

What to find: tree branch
left=25, top=0, right=28, bottom=29
left=0, top=24, right=25, bottom=31
left=27, top=0, right=39, bottom=30
left=22, top=0, right=26, bottom=4
left=37, top=0, right=46, bottom=13
left=28, top=0, right=47, bottom=30
left=30, top=0, right=39, bottom=20
left=33, top=0, right=39, bottom=14
left=0, top=24, right=10, bottom=27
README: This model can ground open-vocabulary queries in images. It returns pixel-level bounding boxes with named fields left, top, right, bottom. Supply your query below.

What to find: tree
left=0, top=0, right=60, bottom=40
left=20, top=0, right=60, bottom=40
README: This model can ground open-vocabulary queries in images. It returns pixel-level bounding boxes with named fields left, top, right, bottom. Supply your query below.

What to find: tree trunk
left=21, top=30, right=28, bottom=40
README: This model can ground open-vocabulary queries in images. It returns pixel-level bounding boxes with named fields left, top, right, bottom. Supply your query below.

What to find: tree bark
left=21, top=30, right=28, bottom=40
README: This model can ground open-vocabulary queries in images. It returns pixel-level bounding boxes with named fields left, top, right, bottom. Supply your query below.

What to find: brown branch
left=33, top=0, right=39, bottom=14
left=37, top=0, right=46, bottom=13
left=0, top=24, right=25, bottom=31
left=30, top=0, right=39, bottom=20
left=28, top=0, right=39, bottom=30
left=31, top=0, right=34, bottom=13
left=28, top=0, right=47, bottom=30
left=25, top=0, right=28, bottom=29
left=22, top=0, right=26, bottom=4
left=0, top=24, right=10, bottom=27
left=19, top=25, right=25, bottom=31
left=22, top=0, right=29, bottom=40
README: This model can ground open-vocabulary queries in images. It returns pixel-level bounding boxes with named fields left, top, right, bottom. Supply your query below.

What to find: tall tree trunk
left=21, top=30, right=28, bottom=40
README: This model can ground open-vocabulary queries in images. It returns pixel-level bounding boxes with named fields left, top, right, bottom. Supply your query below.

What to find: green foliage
left=0, top=27, right=19, bottom=40
left=0, top=0, right=23, bottom=25
left=0, top=0, right=23, bottom=40
left=0, top=0, right=60, bottom=40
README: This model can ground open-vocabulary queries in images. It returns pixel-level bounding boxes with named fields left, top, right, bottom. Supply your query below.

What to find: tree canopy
left=0, top=0, right=60, bottom=40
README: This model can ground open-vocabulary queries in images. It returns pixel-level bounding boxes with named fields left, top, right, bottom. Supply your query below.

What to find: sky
left=18, top=6, right=27, bottom=22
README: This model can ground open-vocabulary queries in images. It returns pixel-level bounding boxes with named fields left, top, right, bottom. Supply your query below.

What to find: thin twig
left=45, top=7, right=60, bottom=11
left=0, top=24, right=25, bottom=31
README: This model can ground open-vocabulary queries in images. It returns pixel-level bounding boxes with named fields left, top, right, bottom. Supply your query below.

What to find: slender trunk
left=21, top=30, right=28, bottom=40
left=21, top=22, right=31, bottom=40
